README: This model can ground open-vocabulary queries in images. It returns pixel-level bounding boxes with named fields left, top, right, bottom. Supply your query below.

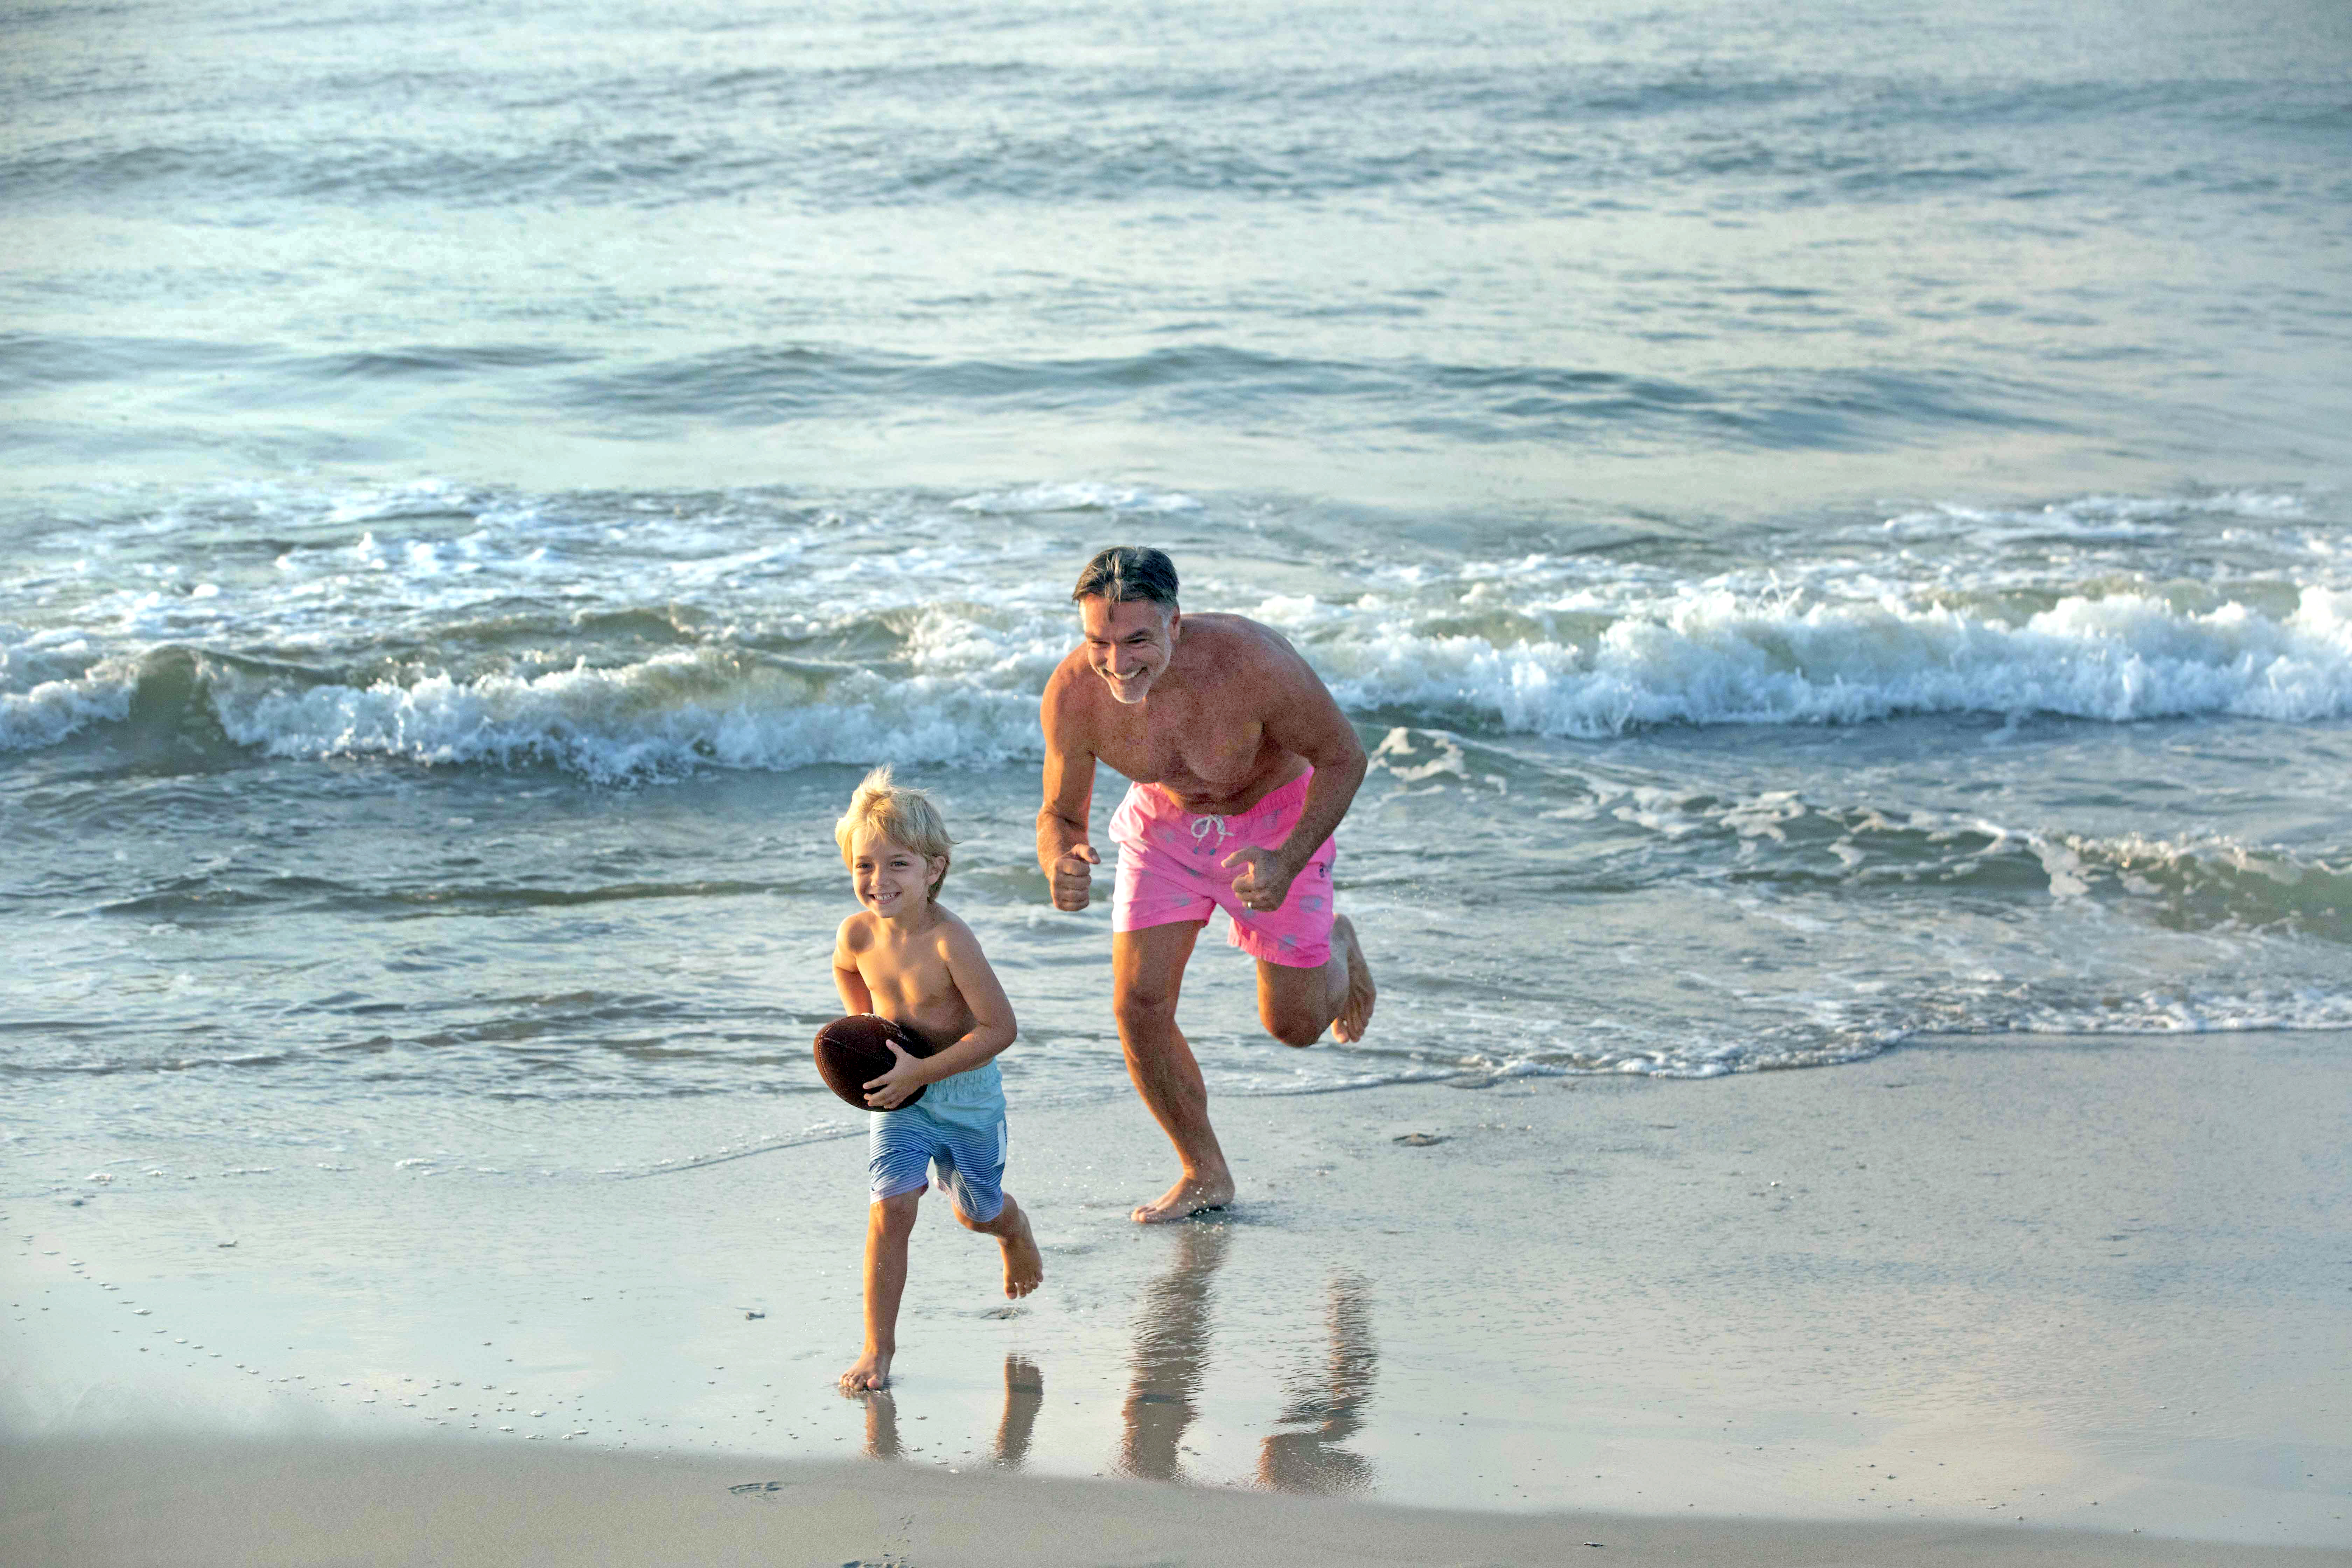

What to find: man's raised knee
left=1261, top=1005, right=1325, bottom=1049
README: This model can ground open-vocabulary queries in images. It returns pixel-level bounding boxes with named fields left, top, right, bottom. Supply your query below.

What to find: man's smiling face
left=1080, top=594, right=1180, bottom=705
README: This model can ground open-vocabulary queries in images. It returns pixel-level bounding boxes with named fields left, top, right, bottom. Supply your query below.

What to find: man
left=1037, top=545, right=1377, bottom=1223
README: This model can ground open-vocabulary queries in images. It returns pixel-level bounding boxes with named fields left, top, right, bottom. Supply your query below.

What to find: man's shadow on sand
left=1118, top=1223, right=1379, bottom=1494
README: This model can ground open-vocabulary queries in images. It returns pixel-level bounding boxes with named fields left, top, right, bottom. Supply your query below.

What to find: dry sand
left=8, top=1435, right=2351, bottom=1567
left=7, top=1029, right=2351, bottom=1560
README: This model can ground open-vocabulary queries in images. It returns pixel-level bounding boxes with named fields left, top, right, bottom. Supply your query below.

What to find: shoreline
left=8, top=1030, right=2350, bottom=1552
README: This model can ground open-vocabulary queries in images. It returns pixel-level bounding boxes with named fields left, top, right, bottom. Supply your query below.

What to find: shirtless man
left=1037, top=546, right=1377, bottom=1223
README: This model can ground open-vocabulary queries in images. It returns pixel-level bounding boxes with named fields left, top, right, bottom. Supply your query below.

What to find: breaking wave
left=10, top=577, right=2352, bottom=776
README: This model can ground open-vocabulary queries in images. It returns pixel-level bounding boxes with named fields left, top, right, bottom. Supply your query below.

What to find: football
left=813, top=1014, right=934, bottom=1109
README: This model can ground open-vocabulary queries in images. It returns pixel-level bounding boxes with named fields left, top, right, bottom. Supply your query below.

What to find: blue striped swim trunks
left=868, top=1099, right=1008, bottom=1223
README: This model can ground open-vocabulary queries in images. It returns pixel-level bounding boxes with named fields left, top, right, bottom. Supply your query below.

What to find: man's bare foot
left=999, top=1204, right=1045, bottom=1297
left=1132, top=1171, right=1236, bottom=1224
left=1329, top=914, right=1376, bottom=1043
left=838, top=1349, right=891, bottom=1394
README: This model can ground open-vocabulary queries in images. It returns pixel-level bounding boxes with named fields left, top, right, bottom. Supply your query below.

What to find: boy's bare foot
left=999, top=1204, right=1044, bottom=1298
left=839, top=1349, right=892, bottom=1394
left=1132, top=1171, right=1235, bottom=1224
left=1329, top=914, right=1376, bottom=1043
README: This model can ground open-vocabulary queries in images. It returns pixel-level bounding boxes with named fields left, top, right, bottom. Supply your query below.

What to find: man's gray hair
left=1071, top=545, right=1179, bottom=608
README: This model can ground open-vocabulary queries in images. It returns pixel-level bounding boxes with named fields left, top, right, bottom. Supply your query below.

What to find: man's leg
left=1255, top=912, right=1377, bottom=1046
left=1112, top=919, right=1234, bottom=1223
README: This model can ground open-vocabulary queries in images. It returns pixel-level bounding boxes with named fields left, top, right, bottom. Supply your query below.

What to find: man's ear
left=1166, top=606, right=1181, bottom=640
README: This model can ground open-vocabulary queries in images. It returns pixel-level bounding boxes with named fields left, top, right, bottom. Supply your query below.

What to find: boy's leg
left=841, top=1189, right=920, bottom=1393
left=953, top=1191, right=1044, bottom=1298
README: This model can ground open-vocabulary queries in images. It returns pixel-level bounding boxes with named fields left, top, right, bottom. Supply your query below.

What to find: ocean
left=6, top=0, right=2351, bottom=1187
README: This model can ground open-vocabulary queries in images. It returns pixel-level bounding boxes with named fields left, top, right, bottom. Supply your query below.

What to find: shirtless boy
left=1037, top=546, right=1377, bottom=1224
left=832, top=767, right=1042, bottom=1393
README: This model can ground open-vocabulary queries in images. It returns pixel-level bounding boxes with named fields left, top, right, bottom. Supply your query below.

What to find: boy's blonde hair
left=834, top=765, right=955, bottom=897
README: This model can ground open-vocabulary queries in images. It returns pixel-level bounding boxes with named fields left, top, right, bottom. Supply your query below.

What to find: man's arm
left=1222, top=632, right=1367, bottom=910
left=1036, top=662, right=1101, bottom=911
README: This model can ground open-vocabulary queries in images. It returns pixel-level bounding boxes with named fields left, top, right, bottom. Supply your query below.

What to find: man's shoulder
left=1182, top=610, right=1283, bottom=643
left=1041, top=645, right=1098, bottom=709
left=1175, top=612, right=1308, bottom=687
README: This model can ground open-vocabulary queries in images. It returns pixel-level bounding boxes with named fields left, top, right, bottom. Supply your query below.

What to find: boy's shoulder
left=837, top=905, right=978, bottom=956
left=922, top=901, right=975, bottom=945
left=835, top=908, right=879, bottom=951
left=918, top=903, right=998, bottom=961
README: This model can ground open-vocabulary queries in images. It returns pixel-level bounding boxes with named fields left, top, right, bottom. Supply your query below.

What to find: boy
left=831, top=766, right=1043, bottom=1394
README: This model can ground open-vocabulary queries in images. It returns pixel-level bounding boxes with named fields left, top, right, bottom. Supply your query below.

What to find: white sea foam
left=8, top=479, right=2351, bottom=768
left=0, top=626, right=130, bottom=752
left=948, top=482, right=1201, bottom=515
left=0, top=670, right=132, bottom=752
left=203, top=649, right=1046, bottom=781
left=1295, top=584, right=2352, bottom=736
left=1877, top=489, right=2309, bottom=544
left=1988, top=987, right=2352, bottom=1036
left=14, top=580, right=2352, bottom=768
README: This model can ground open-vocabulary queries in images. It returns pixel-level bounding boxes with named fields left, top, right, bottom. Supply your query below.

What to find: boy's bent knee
left=951, top=1200, right=1007, bottom=1232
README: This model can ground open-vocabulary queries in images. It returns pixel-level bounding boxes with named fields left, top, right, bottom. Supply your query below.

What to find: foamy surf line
left=10, top=584, right=2352, bottom=772
left=603, top=1123, right=863, bottom=1181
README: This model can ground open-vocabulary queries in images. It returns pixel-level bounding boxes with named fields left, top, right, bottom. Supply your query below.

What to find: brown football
left=813, top=1014, right=934, bottom=1109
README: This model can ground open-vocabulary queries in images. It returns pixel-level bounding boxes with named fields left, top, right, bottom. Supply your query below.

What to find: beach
left=13, top=1440, right=2352, bottom=1568
left=8, top=0, right=2352, bottom=1557
left=11, top=1029, right=2350, bottom=1558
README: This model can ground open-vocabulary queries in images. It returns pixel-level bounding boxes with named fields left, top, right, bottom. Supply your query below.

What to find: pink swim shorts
left=1109, top=771, right=1336, bottom=968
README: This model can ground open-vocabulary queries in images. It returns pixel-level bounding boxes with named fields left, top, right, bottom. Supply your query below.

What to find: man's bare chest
left=1093, top=699, right=1268, bottom=800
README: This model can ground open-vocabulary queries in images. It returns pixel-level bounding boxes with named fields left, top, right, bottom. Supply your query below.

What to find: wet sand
left=7, top=1030, right=2351, bottom=1556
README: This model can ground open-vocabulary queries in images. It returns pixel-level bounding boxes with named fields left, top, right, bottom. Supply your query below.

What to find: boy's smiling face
left=849, top=824, right=944, bottom=918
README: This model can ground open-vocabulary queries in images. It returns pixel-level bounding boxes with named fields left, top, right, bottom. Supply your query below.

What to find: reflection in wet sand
left=854, top=1352, right=1043, bottom=1468
left=994, top=1353, right=1044, bottom=1469
left=1117, top=1222, right=1230, bottom=1482
left=1258, top=1273, right=1377, bottom=1495
left=859, top=1388, right=901, bottom=1460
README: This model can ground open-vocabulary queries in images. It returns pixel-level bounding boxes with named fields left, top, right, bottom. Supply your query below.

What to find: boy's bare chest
left=859, top=937, right=949, bottom=998
left=855, top=937, right=968, bottom=1034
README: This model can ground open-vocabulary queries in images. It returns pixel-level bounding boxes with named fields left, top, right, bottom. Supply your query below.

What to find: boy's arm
left=1037, top=663, right=1100, bottom=911
left=861, top=921, right=1017, bottom=1108
left=832, top=921, right=874, bottom=1015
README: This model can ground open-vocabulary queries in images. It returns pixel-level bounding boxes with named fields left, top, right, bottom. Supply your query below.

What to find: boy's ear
left=927, top=855, right=948, bottom=891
